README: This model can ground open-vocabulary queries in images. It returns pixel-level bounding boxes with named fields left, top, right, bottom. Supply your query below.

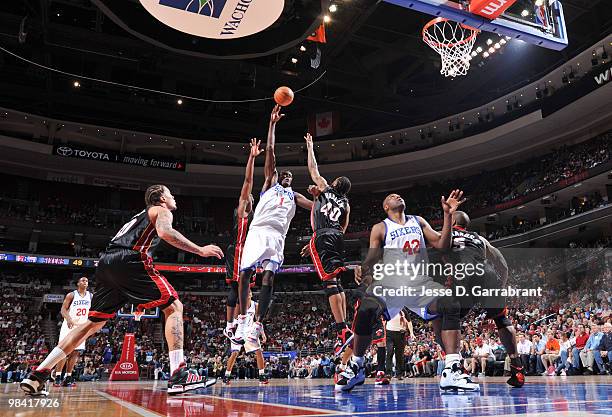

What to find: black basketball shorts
left=309, top=231, right=347, bottom=281
left=88, top=249, right=178, bottom=322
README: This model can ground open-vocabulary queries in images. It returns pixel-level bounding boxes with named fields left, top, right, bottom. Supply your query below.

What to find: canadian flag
left=309, top=112, right=339, bottom=137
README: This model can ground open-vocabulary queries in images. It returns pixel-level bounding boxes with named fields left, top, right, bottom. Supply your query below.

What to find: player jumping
left=301, top=132, right=353, bottom=356
left=232, top=105, right=313, bottom=345
left=53, top=276, right=91, bottom=388
left=21, top=185, right=223, bottom=396
left=224, top=138, right=262, bottom=341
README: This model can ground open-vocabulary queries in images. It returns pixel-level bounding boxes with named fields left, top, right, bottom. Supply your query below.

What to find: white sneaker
left=230, top=316, right=247, bottom=345
left=560, top=370, right=566, bottom=376
left=477, top=372, right=485, bottom=378
left=440, top=364, right=480, bottom=392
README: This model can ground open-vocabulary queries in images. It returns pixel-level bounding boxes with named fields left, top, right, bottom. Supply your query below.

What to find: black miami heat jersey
left=229, top=207, right=254, bottom=248
left=451, top=226, right=486, bottom=264
left=311, top=187, right=349, bottom=232
left=106, top=208, right=161, bottom=258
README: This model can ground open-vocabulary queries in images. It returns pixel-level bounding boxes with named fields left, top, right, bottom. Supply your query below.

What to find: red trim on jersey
left=350, top=299, right=361, bottom=335
left=310, top=201, right=315, bottom=232
left=231, top=216, right=249, bottom=282
left=88, top=310, right=116, bottom=319
left=453, top=226, right=466, bottom=231
left=135, top=226, right=178, bottom=312
left=309, top=232, right=347, bottom=282
left=132, top=221, right=155, bottom=252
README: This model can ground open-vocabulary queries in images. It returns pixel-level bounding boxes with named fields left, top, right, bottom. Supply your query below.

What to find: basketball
left=274, top=86, right=294, bottom=107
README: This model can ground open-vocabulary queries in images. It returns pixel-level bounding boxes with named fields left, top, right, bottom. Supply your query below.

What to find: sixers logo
left=159, top=0, right=228, bottom=18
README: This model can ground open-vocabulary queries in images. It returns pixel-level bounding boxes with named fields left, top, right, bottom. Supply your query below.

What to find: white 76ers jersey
left=68, top=290, right=92, bottom=325
left=249, top=184, right=296, bottom=236
left=383, top=215, right=429, bottom=264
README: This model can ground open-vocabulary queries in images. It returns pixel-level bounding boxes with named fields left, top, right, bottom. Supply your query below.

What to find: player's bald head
left=453, top=211, right=470, bottom=228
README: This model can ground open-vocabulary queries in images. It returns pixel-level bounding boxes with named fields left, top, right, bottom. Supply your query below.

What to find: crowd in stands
left=0, top=133, right=610, bottom=260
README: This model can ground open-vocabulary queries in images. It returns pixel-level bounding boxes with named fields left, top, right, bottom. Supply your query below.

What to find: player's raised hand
left=441, top=189, right=466, bottom=214
left=270, top=104, right=285, bottom=124
left=304, top=132, right=314, bottom=147
left=250, top=138, right=263, bottom=158
left=199, top=244, right=224, bottom=259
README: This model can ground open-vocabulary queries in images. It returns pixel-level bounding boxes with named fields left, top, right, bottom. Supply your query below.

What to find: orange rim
left=422, top=17, right=479, bottom=48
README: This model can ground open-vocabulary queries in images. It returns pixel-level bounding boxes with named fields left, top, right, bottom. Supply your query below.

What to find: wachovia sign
left=53, top=145, right=185, bottom=171
left=139, top=0, right=284, bottom=39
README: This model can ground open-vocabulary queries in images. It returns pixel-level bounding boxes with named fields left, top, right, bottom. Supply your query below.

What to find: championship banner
left=110, top=333, right=139, bottom=381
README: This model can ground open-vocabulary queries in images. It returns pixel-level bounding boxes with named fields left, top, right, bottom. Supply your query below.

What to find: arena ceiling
left=0, top=0, right=609, bottom=143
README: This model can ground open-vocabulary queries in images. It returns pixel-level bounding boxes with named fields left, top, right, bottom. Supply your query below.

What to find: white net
left=423, top=18, right=479, bottom=78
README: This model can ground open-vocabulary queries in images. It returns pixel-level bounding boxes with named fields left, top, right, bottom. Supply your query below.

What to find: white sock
left=65, top=373, right=71, bottom=377
left=37, top=348, right=67, bottom=371
left=351, top=355, right=364, bottom=367
left=225, top=371, right=231, bottom=377
left=226, top=320, right=234, bottom=330
left=169, top=350, right=184, bottom=374
left=259, top=369, right=265, bottom=375
left=55, top=371, right=62, bottom=377
left=445, top=353, right=461, bottom=369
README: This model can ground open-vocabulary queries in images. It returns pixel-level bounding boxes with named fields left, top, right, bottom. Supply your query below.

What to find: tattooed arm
left=150, top=206, right=223, bottom=258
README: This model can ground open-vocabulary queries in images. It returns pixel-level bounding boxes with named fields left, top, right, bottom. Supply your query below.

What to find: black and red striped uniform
left=309, top=187, right=349, bottom=281
left=225, top=208, right=254, bottom=283
left=88, top=208, right=178, bottom=321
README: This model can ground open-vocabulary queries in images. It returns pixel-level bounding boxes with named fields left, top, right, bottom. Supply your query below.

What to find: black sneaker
left=168, top=363, right=216, bottom=395
left=507, top=364, right=525, bottom=388
left=259, top=374, right=269, bottom=385
left=222, top=374, right=231, bottom=385
left=52, top=374, right=62, bottom=387
left=62, top=375, right=76, bottom=387
left=20, top=369, right=51, bottom=396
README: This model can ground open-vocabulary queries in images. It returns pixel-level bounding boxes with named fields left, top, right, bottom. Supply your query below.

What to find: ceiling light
left=521, top=9, right=529, bottom=17
left=486, top=39, right=493, bottom=45
left=291, top=57, right=298, bottom=64
left=483, top=52, right=490, bottom=58
left=329, top=4, right=338, bottom=13
left=177, top=98, right=183, bottom=105
left=488, top=47, right=495, bottom=53
left=494, top=43, right=501, bottom=49
left=471, top=51, right=477, bottom=57
left=476, top=46, right=483, bottom=53
left=500, top=38, right=507, bottom=45
left=299, top=45, right=306, bottom=52
left=73, top=80, right=80, bottom=88
left=323, top=15, right=331, bottom=23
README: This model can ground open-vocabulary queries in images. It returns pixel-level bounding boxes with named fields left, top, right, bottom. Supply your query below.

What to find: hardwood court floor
left=0, top=376, right=610, bottom=417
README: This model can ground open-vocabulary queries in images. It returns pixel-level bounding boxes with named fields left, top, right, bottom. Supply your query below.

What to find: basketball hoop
left=422, top=18, right=479, bottom=77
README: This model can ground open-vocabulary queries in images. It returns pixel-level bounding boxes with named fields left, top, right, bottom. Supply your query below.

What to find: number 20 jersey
left=311, top=187, right=349, bottom=233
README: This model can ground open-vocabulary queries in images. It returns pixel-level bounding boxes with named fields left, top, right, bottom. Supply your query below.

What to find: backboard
left=385, top=0, right=568, bottom=50
left=117, top=304, right=160, bottom=320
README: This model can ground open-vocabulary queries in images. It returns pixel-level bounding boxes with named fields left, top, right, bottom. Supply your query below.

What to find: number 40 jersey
left=311, top=187, right=349, bottom=233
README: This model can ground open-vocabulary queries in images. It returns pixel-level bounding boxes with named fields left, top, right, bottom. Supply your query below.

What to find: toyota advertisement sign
left=53, top=145, right=185, bottom=171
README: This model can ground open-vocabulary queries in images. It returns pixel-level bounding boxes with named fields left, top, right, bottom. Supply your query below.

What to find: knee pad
left=437, top=296, right=462, bottom=331
left=323, top=280, right=341, bottom=298
left=227, top=282, right=238, bottom=308
left=354, top=296, right=383, bottom=336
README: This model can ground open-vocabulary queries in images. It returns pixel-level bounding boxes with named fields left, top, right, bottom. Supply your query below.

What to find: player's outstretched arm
left=238, top=138, right=262, bottom=218
left=294, top=192, right=313, bottom=211
left=262, top=105, right=284, bottom=193
left=304, top=132, right=328, bottom=191
left=61, top=292, right=75, bottom=329
left=354, top=222, right=385, bottom=287
left=152, top=206, right=223, bottom=259
left=420, top=189, right=466, bottom=249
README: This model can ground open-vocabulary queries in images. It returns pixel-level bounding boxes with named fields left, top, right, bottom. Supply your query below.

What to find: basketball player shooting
left=53, top=276, right=91, bottom=388
left=224, top=138, right=262, bottom=341
left=301, top=132, right=353, bottom=356
left=21, top=185, right=223, bottom=396
left=342, top=190, right=465, bottom=392
left=232, top=104, right=313, bottom=345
